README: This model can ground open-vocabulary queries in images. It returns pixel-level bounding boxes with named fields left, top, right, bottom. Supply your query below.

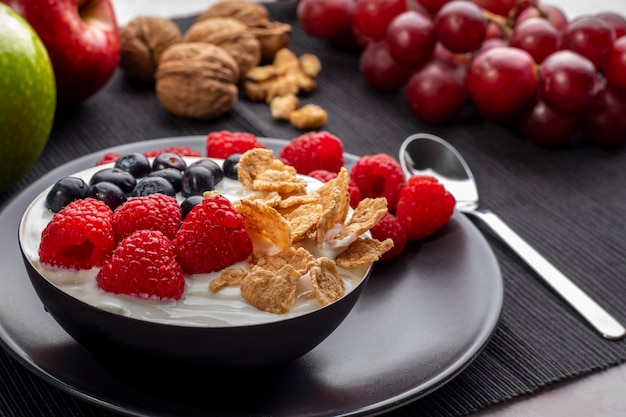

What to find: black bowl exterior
left=21, top=252, right=370, bottom=370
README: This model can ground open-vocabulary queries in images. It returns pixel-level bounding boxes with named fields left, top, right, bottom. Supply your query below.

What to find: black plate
left=0, top=136, right=503, bottom=417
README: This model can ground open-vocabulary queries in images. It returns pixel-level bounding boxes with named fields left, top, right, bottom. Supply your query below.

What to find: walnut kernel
left=155, top=42, right=239, bottom=120
left=289, top=104, right=328, bottom=130
left=119, top=16, right=182, bottom=83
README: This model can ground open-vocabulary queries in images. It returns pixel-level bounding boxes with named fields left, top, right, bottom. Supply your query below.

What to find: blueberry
left=181, top=165, right=215, bottom=197
left=131, top=176, right=177, bottom=197
left=188, top=158, right=224, bottom=185
left=180, top=195, right=204, bottom=219
left=45, top=176, right=89, bottom=212
left=222, top=154, right=242, bottom=180
left=88, top=181, right=127, bottom=211
left=90, top=167, right=137, bottom=194
left=152, top=153, right=187, bottom=172
left=148, top=168, right=183, bottom=192
left=114, top=152, right=151, bottom=178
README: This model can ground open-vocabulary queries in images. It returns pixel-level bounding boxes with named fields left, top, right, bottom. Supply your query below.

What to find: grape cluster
left=297, top=0, right=626, bottom=147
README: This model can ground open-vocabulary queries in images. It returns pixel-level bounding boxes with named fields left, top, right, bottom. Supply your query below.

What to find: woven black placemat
left=1, top=2, right=625, bottom=416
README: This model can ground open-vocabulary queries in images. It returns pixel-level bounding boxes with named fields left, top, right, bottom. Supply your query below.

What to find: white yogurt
left=19, top=158, right=370, bottom=328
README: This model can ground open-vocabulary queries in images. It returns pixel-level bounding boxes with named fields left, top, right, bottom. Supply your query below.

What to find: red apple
left=1, top=0, right=120, bottom=105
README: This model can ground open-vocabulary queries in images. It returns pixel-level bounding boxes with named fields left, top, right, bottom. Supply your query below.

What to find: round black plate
left=0, top=136, right=503, bottom=417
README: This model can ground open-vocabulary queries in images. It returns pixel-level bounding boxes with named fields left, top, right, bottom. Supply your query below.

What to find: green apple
left=0, top=3, right=55, bottom=192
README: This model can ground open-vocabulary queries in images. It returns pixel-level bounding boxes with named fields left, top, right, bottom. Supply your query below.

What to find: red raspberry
left=143, top=146, right=201, bottom=158
left=396, top=175, right=455, bottom=240
left=308, top=169, right=363, bottom=208
left=39, top=198, right=115, bottom=269
left=112, top=193, right=182, bottom=242
left=370, top=212, right=407, bottom=261
left=96, top=230, right=185, bottom=300
left=172, top=194, right=253, bottom=274
left=279, top=131, right=344, bottom=174
left=349, top=153, right=405, bottom=211
left=95, top=152, right=121, bottom=165
left=206, top=131, right=266, bottom=159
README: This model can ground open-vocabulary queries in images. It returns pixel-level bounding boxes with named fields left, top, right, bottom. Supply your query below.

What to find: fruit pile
left=296, top=0, right=626, bottom=147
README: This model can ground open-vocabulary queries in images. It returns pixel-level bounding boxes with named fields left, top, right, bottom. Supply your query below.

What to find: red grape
left=580, top=81, right=626, bottom=146
left=598, top=12, right=626, bottom=39
left=471, top=0, right=518, bottom=17
left=435, top=1, right=487, bottom=53
left=603, top=35, right=626, bottom=90
left=359, top=40, right=412, bottom=93
left=353, top=0, right=407, bottom=40
left=515, top=5, right=568, bottom=32
left=386, top=11, right=436, bottom=68
left=538, top=50, right=597, bottom=114
left=417, top=0, right=451, bottom=16
left=560, top=16, right=615, bottom=69
left=405, top=59, right=468, bottom=124
left=433, top=42, right=472, bottom=66
left=509, top=17, right=558, bottom=64
left=297, top=0, right=354, bottom=40
left=467, top=46, right=539, bottom=122
left=519, top=99, right=578, bottom=147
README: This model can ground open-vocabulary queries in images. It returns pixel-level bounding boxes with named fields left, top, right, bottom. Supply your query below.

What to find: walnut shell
left=155, top=43, right=239, bottom=120
left=196, top=0, right=269, bottom=28
left=119, top=16, right=182, bottom=83
left=184, top=17, right=262, bottom=82
left=249, top=21, right=292, bottom=61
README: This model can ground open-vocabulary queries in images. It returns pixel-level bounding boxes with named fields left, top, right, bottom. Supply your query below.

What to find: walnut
left=184, top=17, right=262, bottom=82
left=118, top=16, right=182, bottom=83
left=196, top=0, right=269, bottom=28
left=248, top=21, right=292, bottom=61
left=155, top=42, right=239, bottom=120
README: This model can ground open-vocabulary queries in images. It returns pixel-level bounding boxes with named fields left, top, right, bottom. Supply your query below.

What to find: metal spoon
left=399, top=132, right=625, bottom=340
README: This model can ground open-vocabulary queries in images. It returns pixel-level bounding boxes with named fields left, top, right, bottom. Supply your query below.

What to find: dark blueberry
left=181, top=165, right=215, bottom=197
left=45, top=176, right=89, bottom=212
left=222, top=153, right=242, bottom=180
left=114, top=152, right=151, bottom=178
left=188, top=158, right=224, bottom=185
left=131, top=176, right=177, bottom=197
left=152, top=153, right=187, bottom=172
left=90, top=167, right=137, bottom=194
left=148, top=168, right=183, bottom=192
left=180, top=195, right=205, bottom=219
left=88, top=181, right=127, bottom=211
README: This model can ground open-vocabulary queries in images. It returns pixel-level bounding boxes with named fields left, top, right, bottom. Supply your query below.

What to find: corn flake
left=240, top=265, right=301, bottom=314
left=251, top=246, right=315, bottom=275
left=327, top=197, right=388, bottom=248
left=336, top=237, right=394, bottom=268
left=310, top=257, right=344, bottom=306
left=210, top=268, right=248, bottom=292
left=234, top=198, right=292, bottom=251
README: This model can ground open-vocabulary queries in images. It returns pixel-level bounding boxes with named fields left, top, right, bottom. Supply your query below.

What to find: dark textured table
left=1, top=2, right=625, bottom=416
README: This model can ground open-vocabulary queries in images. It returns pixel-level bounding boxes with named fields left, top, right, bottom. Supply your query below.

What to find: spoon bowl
left=400, top=133, right=625, bottom=340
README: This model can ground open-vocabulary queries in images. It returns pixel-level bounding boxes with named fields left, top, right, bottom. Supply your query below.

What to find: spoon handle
left=466, top=208, right=625, bottom=340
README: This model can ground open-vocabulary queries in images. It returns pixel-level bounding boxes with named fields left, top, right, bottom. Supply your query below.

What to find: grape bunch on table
left=296, top=0, right=626, bottom=148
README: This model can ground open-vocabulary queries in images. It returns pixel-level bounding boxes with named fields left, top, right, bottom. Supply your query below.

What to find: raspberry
left=95, top=152, right=121, bottom=166
left=39, top=198, right=115, bottom=269
left=349, top=153, right=405, bottom=211
left=396, top=175, right=455, bottom=240
left=143, top=146, right=202, bottom=158
left=279, top=131, right=344, bottom=174
left=308, top=169, right=363, bottom=208
left=112, top=193, right=182, bottom=242
left=96, top=230, right=185, bottom=300
left=206, top=131, right=265, bottom=159
left=172, top=194, right=253, bottom=274
left=370, top=212, right=407, bottom=261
